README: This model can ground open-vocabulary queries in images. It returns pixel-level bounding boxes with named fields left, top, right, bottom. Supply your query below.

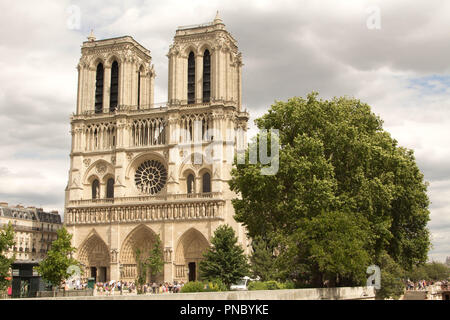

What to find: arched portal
left=78, top=233, right=110, bottom=282
left=119, top=225, right=161, bottom=282
left=175, top=228, right=209, bottom=282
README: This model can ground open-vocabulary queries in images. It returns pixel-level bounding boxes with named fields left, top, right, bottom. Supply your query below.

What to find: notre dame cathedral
left=64, top=13, right=250, bottom=283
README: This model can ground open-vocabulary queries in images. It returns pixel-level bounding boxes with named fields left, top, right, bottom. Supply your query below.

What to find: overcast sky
left=0, top=0, right=449, bottom=262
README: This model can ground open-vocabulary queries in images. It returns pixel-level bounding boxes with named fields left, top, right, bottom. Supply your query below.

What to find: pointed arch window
left=110, top=61, right=119, bottom=112
left=187, top=52, right=195, bottom=104
left=203, top=49, right=211, bottom=103
left=92, top=179, right=100, bottom=199
left=95, top=63, right=104, bottom=113
left=202, top=172, right=211, bottom=193
left=187, top=174, right=195, bottom=194
left=106, top=178, right=114, bottom=198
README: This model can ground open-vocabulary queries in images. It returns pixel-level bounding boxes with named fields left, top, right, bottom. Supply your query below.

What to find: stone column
left=195, top=53, right=203, bottom=103
left=103, top=66, right=111, bottom=112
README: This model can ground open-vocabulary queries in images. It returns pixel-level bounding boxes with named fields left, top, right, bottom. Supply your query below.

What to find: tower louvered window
left=110, top=61, right=119, bottom=112
left=187, top=52, right=195, bottom=104
left=95, top=63, right=104, bottom=113
left=203, top=50, right=211, bottom=103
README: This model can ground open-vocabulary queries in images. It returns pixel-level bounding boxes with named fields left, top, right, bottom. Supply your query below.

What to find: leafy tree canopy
left=230, top=92, right=431, bottom=288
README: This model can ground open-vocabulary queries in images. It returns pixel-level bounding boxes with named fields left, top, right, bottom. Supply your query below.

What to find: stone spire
left=213, top=11, right=223, bottom=24
left=87, top=29, right=96, bottom=42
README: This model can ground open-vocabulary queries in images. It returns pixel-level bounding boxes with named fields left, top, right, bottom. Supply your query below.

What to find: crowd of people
left=61, top=279, right=186, bottom=295
left=405, top=279, right=449, bottom=291
left=94, top=281, right=186, bottom=295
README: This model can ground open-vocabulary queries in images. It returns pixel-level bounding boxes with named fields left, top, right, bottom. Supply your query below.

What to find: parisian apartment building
left=0, top=202, right=62, bottom=262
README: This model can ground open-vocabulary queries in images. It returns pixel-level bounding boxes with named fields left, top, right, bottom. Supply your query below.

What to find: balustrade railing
left=65, top=195, right=224, bottom=225
left=68, top=192, right=220, bottom=206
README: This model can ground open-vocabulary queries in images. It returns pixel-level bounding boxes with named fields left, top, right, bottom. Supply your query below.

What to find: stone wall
left=26, top=286, right=375, bottom=300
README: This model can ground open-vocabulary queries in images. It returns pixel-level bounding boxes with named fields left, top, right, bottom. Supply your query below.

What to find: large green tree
left=199, top=224, right=250, bottom=288
left=0, top=223, right=15, bottom=292
left=36, top=227, right=79, bottom=291
left=229, top=92, right=431, bottom=289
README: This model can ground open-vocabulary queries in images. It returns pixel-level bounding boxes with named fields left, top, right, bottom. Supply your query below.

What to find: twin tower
left=65, top=14, right=249, bottom=283
left=75, top=13, right=243, bottom=114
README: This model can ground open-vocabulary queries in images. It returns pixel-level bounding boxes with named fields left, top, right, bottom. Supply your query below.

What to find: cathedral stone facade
left=64, top=14, right=250, bottom=283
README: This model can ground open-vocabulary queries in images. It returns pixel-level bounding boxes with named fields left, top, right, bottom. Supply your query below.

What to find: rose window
left=134, top=160, right=167, bottom=194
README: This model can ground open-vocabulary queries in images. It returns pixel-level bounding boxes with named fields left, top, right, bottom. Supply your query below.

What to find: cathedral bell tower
left=167, top=11, right=243, bottom=109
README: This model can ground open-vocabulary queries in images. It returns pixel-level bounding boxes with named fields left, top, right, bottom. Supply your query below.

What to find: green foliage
left=249, top=236, right=278, bottom=281
left=199, top=225, right=250, bottom=288
left=278, top=211, right=372, bottom=287
left=408, top=262, right=450, bottom=282
left=376, top=252, right=405, bottom=300
left=204, top=279, right=228, bottom=292
left=0, top=223, right=15, bottom=292
left=36, top=227, right=79, bottom=288
left=179, top=280, right=227, bottom=293
left=247, top=280, right=295, bottom=290
left=147, top=236, right=164, bottom=278
left=229, top=92, right=431, bottom=286
left=134, top=234, right=164, bottom=294
left=180, top=281, right=206, bottom=293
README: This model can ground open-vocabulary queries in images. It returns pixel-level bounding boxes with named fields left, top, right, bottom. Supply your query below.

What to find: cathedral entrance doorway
left=188, top=262, right=196, bottom=282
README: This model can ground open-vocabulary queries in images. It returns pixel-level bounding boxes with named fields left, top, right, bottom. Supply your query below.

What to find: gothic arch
left=78, top=230, right=110, bottom=280
left=119, top=224, right=160, bottom=281
left=105, top=54, right=122, bottom=68
left=83, top=160, right=114, bottom=185
left=198, top=42, right=214, bottom=55
left=120, top=224, right=158, bottom=264
left=183, top=44, right=198, bottom=57
left=179, top=152, right=212, bottom=178
left=175, top=228, right=210, bottom=281
left=125, top=151, right=167, bottom=178
left=90, top=56, right=106, bottom=69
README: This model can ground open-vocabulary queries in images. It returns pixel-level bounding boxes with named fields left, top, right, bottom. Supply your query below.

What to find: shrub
left=248, top=281, right=268, bottom=290
left=180, top=280, right=227, bottom=293
left=180, top=281, right=205, bottom=293
left=248, top=281, right=296, bottom=290
left=204, top=279, right=227, bottom=292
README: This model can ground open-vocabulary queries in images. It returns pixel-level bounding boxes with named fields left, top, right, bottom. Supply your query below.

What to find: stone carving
left=111, top=155, right=116, bottom=165
left=83, top=158, right=91, bottom=167
left=96, top=163, right=107, bottom=175
left=110, top=249, right=118, bottom=263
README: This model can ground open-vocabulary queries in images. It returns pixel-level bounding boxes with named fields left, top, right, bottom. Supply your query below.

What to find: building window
left=203, top=49, right=211, bottom=103
left=187, top=52, right=195, bottom=104
left=110, top=61, right=119, bottom=112
left=95, top=63, right=104, bottom=113
left=106, top=178, right=114, bottom=198
left=92, top=179, right=100, bottom=199
left=187, top=174, right=195, bottom=194
left=202, top=172, right=211, bottom=193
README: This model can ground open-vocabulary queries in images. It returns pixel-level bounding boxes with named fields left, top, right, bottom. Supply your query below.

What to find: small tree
left=0, top=223, right=15, bottom=292
left=147, top=236, right=164, bottom=281
left=36, top=227, right=79, bottom=294
left=134, top=235, right=164, bottom=294
left=250, top=236, right=277, bottom=281
left=199, top=224, right=250, bottom=288
left=134, top=248, right=147, bottom=294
